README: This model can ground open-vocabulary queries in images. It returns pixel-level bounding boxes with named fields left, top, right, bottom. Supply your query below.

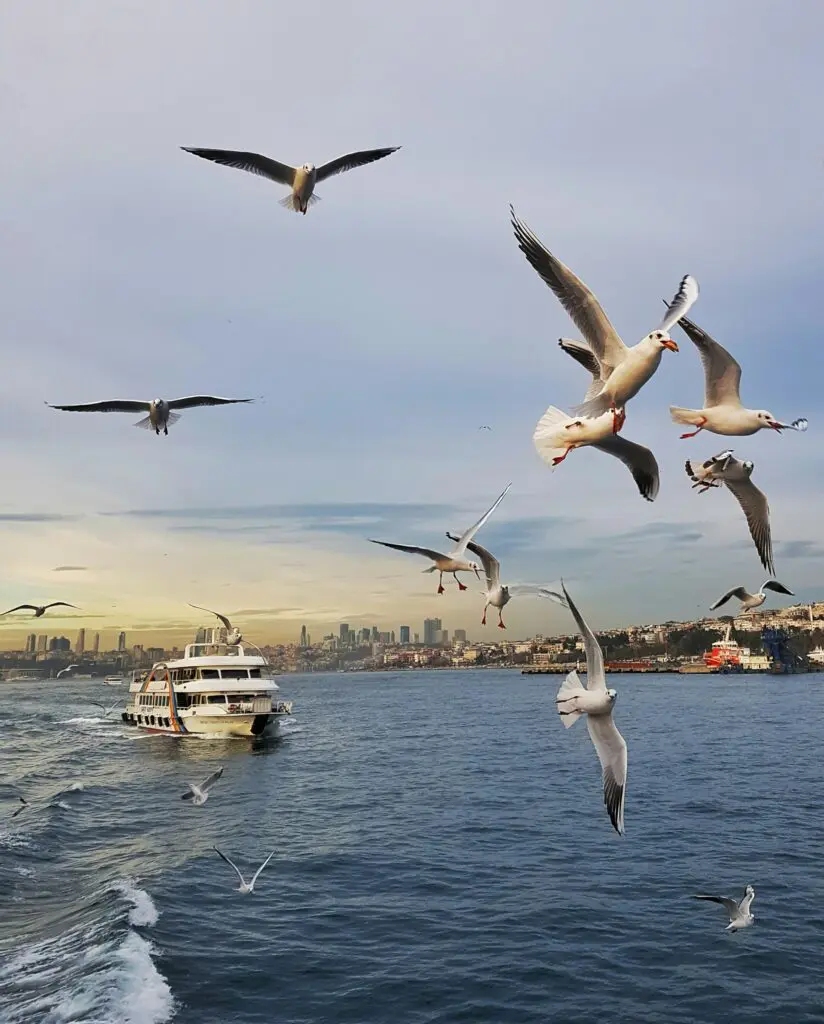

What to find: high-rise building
left=371, top=626, right=379, bottom=642
left=75, top=629, right=85, bottom=654
left=25, top=634, right=36, bottom=654
left=423, top=618, right=442, bottom=646
left=299, top=625, right=307, bottom=647
left=453, top=629, right=467, bottom=643
left=339, top=623, right=350, bottom=644
left=118, top=631, right=127, bottom=652
left=360, top=628, right=371, bottom=644
left=93, top=633, right=100, bottom=654
left=48, top=636, right=71, bottom=652
left=399, top=625, right=410, bottom=645
left=348, top=630, right=357, bottom=646
left=413, top=632, right=419, bottom=644
left=439, top=630, right=449, bottom=646
left=195, top=627, right=208, bottom=645
left=36, top=635, right=48, bottom=652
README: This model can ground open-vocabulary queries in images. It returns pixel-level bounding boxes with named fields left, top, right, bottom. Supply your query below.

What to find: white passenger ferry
left=122, top=641, right=292, bottom=737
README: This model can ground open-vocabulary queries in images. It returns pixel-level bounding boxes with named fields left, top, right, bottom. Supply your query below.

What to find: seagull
left=533, top=404, right=626, bottom=468
left=693, top=885, right=755, bottom=931
left=478, top=425, right=492, bottom=430
left=11, top=797, right=28, bottom=819
left=710, top=579, right=794, bottom=613
left=1, top=602, right=78, bottom=617
left=213, top=846, right=276, bottom=894
left=90, top=698, right=123, bottom=717
left=668, top=309, right=808, bottom=438
left=56, top=664, right=79, bottom=679
left=188, top=604, right=242, bottom=644
left=181, top=145, right=401, bottom=214
left=46, top=396, right=255, bottom=435
left=552, top=582, right=627, bottom=835
left=557, top=338, right=660, bottom=501
left=181, top=767, right=224, bottom=806
left=685, top=452, right=774, bottom=573
left=510, top=205, right=698, bottom=432
left=369, top=484, right=511, bottom=594
left=443, top=533, right=547, bottom=628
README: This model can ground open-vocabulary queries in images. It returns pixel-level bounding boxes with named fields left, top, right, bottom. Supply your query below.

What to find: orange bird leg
left=481, top=607, right=487, bottom=625
left=497, top=610, right=506, bottom=629
left=680, top=416, right=707, bottom=439
left=551, top=447, right=571, bottom=466
left=454, top=572, right=467, bottom=591
left=437, top=571, right=445, bottom=595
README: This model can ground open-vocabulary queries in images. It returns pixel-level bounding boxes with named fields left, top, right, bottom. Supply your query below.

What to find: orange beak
left=662, top=339, right=679, bottom=352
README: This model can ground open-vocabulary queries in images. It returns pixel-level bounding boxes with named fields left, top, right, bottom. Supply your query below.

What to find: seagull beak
left=474, top=567, right=481, bottom=580
left=662, top=339, right=679, bottom=352
left=769, top=421, right=784, bottom=431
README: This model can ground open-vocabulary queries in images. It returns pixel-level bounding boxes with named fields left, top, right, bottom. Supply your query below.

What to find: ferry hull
left=123, top=711, right=283, bottom=738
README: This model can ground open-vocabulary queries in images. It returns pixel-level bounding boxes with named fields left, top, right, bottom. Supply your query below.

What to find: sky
left=1, top=0, right=823, bottom=649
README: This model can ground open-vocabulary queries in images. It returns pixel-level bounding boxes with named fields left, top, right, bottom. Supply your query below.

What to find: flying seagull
left=533, top=403, right=626, bottom=468
left=90, top=698, right=123, bottom=717
left=181, top=767, right=224, bottom=806
left=56, top=664, right=79, bottom=678
left=557, top=337, right=660, bottom=501
left=46, top=396, right=255, bottom=435
left=693, top=885, right=755, bottom=931
left=1, top=602, right=78, bottom=617
left=188, top=604, right=242, bottom=644
left=11, top=797, right=28, bottom=819
left=213, top=846, right=276, bottom=894
left=667, top=308, right=808, bottom=438
left=710, top=579, right=794, bottom=613
left=181, top=145, right=400, bottom=214
left=685, top=451, right=775, bottom=573
left=369, top=483, right=511, bottom=594
left=552, top=581, right=627, bottom=835
left=510, top=205, right=698, bottom=431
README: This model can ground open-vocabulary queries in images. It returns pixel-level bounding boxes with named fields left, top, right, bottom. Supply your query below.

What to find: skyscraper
left=25, top=633, right=36, bottom=654
left=75, top=629, right=85, bottom=654
left=453, top=629, right=467, bottom=643
left=439, top=629, right=449, bottom=646
left=118, top=631, right=127, bottom=652
left=399, top=625, right=410, bottom=645
left=423, top=618, right=442, bottom=646
left=371, top=626, right=379, bottom=642
left=299, top=625, right=307, bottom=647
left=339, top=623, right=350, bottom=644
left=36, top=635, right=48, bottom=653
left=93, top=633, right=100, bottom=654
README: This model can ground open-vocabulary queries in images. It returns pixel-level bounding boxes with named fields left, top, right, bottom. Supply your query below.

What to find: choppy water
left=2, top=669, right=824, bottom=1023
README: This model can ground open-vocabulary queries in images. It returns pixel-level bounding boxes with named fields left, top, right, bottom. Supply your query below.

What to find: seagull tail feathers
left=569, top=392, right=612, bottom=419
left=279, top=193, right=321, bottom=212
left=670, top=406, right=702, bottom=426
left=533, top=406, right=576, bottom=470
left=134, top=415, right=155, bottom=430
left=556, top=670, right=586, bottom=728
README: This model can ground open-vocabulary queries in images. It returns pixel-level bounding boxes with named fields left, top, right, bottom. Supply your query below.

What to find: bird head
left=302, top=162, right=315, bottom=173
left=755, top=410, right=781, bottom=430
left=745, top=884, right=755, bottom=896
left=152, top=398, right=166, bottom=410
left=742, top=460, right=755, bottom=475
left=645, top=329, right=678, bottom=352
left=607, top=688, right=618, bottom=701
left=469, top=562, right=482, bottom=579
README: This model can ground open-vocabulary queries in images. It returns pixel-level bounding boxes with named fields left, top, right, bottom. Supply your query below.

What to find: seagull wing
left=368, top=540, right=446, bottom=562
left=560, top=582, right=606, bottom=692
left=1, top=605, right=39, bottom=615
left=447, top=534, right=500, bottom=588
left=315, top=146, right=400, bottom=182
left=188, top=603, right=233, bottom=631
left=656, top=275, right=700, bottom=334
left=47, top=400, right=150, bottom=413
left=586, top=713, right=627, bottom=836
left=669, top=311, right=742, bottom=408
left=723, top=475, right=774, bottom=575
left=510, top=207, right=627, bottom=377
left=250, top=849, right=276, bottom=886
left=180, top=786, right=196, bottom=801
left=693, top=894, right=739, bottom=916
left=709, top=587, right=750, bottom=610
left=739, top=889, right=755, bottom=915
left=451, top=483, right=512, bottom=556
left=213, top=846, right=247, bottom=886
left=559, top=338, right=605, bottom=403
left=591, top=435, right=660, bottom=502
left=12, top=798, right=28, bottom=818
left=200, top=767, right=224, bottom=792
left=167, top=396, right=254, bottom=410
left=44, top=602, right=78, bottom=610
left=762, top=579, right=794, bottom=596
left=181, top=147, right=296, bottom=185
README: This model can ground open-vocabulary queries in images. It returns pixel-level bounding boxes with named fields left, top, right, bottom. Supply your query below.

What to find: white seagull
left=710, top=579, right=794, bottom=613
left=56, top=664, right=79, bottom=678
left=188, top=604, right=242, bottom=644
left=510, top=206, right=698, bottom=432
left=693, top=885, right=755, bottom=931
left=90, top=698, right=123, bottom=717
left=668, top=310, right=808, bottom=438
left=551, top=337, right=660, bottom=501
left=685, top=451, right=774, bottom=573
left=213, top=846, right=276, bottom=894
left=47, top=396, right=255, bottom=435
left=532, top=404, right=626, bottom=468
left=553, top=581, right=627, bottom=836
left=369, top=484, right=511, bottom=594
left=1, top=602, right=78, bottom=617
left=181, top=767, right=224, bottom=806
left=181, top=145, right=401, bottom=214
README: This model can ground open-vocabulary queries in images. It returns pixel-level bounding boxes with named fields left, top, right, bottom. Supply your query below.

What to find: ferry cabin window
left=199, top=669, right=219, bottom=679
left=176, top=693, right=191, bottom=708
left=207, top=694, right=227, bottom=704
left=180, top=669, right=196, bottom=682
left=220, top=668, right=249, bottom=679
left=249, top=668, right=261, bottom=678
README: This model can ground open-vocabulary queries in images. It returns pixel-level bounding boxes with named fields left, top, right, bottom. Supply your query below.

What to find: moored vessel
left=122, top=641, right=292, bottom=737
left=103, top=674, right=126, bottom=686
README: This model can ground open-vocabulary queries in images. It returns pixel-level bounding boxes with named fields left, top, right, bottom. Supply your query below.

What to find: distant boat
left=703, top=624, right=769, bottom=672
left=103, top=674, right=126, bottom=686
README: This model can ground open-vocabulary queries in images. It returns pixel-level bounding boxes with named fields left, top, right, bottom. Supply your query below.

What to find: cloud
left=52, top=565, right=89, bottom=572
left=0, top=513, right=77, bottom=523
left=775, top=540, right=824, bottom=560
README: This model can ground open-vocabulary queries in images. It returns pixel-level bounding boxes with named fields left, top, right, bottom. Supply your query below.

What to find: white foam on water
left=113, top=878, right=160, bottom=928
left=60, top=716, right=105, bottom=724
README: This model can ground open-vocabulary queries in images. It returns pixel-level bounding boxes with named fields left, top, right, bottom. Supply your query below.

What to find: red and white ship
left=703, top=624, right=769, bottom=672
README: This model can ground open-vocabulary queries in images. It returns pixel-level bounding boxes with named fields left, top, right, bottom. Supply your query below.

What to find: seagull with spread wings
left=181, top=767, right=224, bottom=807
left=188, top=604, right=242, bottom=644
left=709, top=579, right=793, bottom=614
left=667, top=309, right=807, bottom=438
left=182, top=144, right=400, bottom=214
left=369, top=484, right=511, bottom=594
left=213, top=846, right=276, bottom=894
left=1, top=602, right=78, bottom=617
left=510, top=206, right=698, bottom=432
left=551, top=582, right=627, bottom=836
left=685, top=451, right=775, bottom=574
left=47, top=395, right=254, bottom=435
left=693, top=885, right=755, bottom=931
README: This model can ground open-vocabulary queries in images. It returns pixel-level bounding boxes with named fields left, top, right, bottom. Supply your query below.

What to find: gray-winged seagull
left=213, top=846, right=276, bottom=894
left=693, top=885, right=755, bottom=931
left=181, top=767, right=224, bottom=806
left=710, top=579, right=793, bottom=613
left=188, top=604, right=242, bottom=644
left=1, top=602, right=78, bottom=617
left=47, top=396, right=255, bottom=435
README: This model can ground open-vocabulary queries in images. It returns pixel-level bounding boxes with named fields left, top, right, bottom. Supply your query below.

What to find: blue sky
left=0, top=0, right=822, bottom=646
